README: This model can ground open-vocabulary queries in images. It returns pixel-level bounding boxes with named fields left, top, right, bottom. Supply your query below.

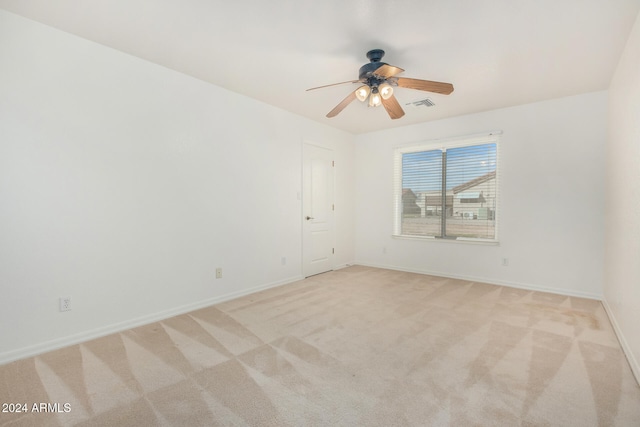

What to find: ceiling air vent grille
left=408, top=98, right=435, bottom=108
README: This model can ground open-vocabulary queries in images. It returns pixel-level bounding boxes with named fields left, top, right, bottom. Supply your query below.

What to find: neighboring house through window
left=393, top=132, right=500, bottom=242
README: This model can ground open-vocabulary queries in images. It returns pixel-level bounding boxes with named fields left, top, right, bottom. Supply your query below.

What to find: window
left=393, top=132, right=500, bottom=242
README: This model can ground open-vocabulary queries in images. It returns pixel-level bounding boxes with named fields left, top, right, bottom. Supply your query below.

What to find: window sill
left=392, top=234, right=500, bottom=246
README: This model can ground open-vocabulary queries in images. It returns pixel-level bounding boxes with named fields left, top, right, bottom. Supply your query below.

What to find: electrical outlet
left=281, top=257, right=287, bottom=266
left=501, top=257, right=509, bottom=267
left=60, top=297, right=72, bottom=312
left=215, top=268, right=223, bottom=279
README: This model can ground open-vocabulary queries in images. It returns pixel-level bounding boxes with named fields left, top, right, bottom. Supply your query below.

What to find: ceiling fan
left=307, top=49, right=454, bottom=120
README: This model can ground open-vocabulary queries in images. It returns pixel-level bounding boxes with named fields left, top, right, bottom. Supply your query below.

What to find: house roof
left=453, top=171, right=496, bottom=194
left=402, top=188, right=417, bottom=198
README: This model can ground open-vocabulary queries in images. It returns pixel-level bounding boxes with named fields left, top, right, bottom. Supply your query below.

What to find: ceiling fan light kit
left=355, top=85, right=370, bottom=102
left=307, top=49, right=454, bottom=120
left=379, top=83, right=393, bottom=100
left=368, top=88, right=382, bottom=107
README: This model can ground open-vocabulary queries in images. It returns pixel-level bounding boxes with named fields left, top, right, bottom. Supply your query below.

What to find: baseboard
left=601, top=299, right=640, bottom=386
left=0, top=264, right=609, bottom=366
left=333, top=262, right=356, bottom=270
left=0, top=274, right=304, bottom=366
left=353, top=261, right=603, bottom=300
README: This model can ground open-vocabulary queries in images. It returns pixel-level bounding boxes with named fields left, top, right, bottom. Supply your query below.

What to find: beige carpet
left=1, top=266, right=639, bottom=426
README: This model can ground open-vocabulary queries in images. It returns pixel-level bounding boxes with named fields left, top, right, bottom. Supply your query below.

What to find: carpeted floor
left=1, top=265, right=639, bottom=426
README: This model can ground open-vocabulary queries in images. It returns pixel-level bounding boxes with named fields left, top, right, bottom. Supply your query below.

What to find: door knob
left=306, top=216, right=314, bottom=220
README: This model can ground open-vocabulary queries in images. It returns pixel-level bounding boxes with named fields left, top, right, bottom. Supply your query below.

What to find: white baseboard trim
left=0, top=264, right=611, bottom=366
left=333, top=262, right=356, bottom=271
left=0, top=274, right=304, bottom=366
left=601, top=299, right=640, bottom=386
left=353, top=261, right=603, bottom=300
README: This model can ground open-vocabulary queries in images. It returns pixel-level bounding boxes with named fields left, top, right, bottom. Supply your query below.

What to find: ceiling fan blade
left=394, top=77, right=454, bottom=95
left=306, top=80, right=361, bottom=91
left=380, top=94, right=405, bottom=120
left=326, top=91, right=357, bottom=118
left=373, top=64, right=405, bottom=78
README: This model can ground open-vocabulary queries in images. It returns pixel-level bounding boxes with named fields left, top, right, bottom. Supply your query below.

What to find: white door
left=302, top=143, right=335, bottom=277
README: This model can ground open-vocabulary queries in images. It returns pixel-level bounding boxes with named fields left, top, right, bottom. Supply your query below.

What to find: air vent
left=407, top=98, right=435, bottom=108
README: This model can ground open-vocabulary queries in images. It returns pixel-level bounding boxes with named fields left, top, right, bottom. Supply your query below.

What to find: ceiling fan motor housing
left=366, top=49, right=385, bottom=62
left=359, top=49, right=387, bottom=81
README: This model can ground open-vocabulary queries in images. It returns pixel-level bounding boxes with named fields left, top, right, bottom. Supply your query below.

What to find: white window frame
left=393, top=131, right=501, bottom=243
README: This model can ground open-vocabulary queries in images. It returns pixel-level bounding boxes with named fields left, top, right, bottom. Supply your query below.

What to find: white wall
left=605, top=10, right=640, bottom=382
left=0, top=11, right=355, bottom=363
left=355, top=91, right=607, bottom=298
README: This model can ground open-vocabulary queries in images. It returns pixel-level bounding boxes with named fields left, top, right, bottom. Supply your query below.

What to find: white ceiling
left=1, top=0, right=639, bottom=134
